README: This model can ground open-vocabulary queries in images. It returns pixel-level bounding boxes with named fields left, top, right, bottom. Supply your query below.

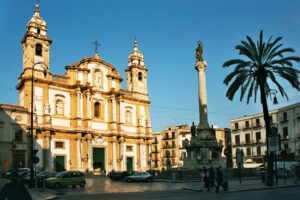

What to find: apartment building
left=230, top=102, right=300, bottom=167
left=153, top=124, right=231, bottom=170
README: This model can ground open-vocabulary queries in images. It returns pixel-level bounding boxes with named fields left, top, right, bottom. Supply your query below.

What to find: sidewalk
left=0, top=177, right=57, bottom=200
left=28, top=187, right=59, bottom=200
left=182, top=177, right=300, bottom=193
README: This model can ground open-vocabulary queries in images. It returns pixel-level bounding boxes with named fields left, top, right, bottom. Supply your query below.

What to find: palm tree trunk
left=259, top=83, right=274, bottom=186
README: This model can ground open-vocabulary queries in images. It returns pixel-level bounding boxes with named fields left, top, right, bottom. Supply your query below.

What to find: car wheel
left=79, top=181, right=86, bottom=188
left=54, top=182, right=61, bottom=189
left=147, top=178, right=153, bottom=182
left=126, top=178, right=132, bottom=182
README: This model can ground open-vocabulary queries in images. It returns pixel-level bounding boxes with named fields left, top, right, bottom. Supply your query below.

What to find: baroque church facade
left=16, top=5, right=153, bottom=172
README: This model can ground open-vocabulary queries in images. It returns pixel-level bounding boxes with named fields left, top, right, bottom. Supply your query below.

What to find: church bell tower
left=21, top=4, right=52, bottom=75
left=126, top=39, right=148, bottom=97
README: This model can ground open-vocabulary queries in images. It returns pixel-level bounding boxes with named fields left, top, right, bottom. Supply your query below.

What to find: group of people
left=202, top=166, right=227, bottom=193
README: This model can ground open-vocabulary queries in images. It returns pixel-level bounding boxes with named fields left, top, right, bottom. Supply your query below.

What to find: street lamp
left=268, top=89, right=278, bottom=105
left=29, top=62, right=48, bottom=188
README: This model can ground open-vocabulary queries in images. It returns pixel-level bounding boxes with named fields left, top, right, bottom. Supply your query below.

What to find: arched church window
left=37, top=28, right=40, bottom=34
left=138, top=72, right=143, bottom=81
left=125, top=110, right=132, bottom=124
left=55, top=100, right=63, bottom=115
left=94, top=102, right=101, bottom=118
left=35, top=43, right=42, bottom=56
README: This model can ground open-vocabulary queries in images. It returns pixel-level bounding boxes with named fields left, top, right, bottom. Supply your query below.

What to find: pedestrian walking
left=203, top=167, right=210, bottom=190
left=0, top=171, right=32, bottom=200
left=209, top=166, right=216, bottom=190
left=216, top=167, right=226, bottom=193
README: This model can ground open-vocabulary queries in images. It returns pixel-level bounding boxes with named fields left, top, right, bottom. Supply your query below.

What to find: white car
left=17, top=168, right=30, bottom=177
left=124, top=172, right=153, bottom=182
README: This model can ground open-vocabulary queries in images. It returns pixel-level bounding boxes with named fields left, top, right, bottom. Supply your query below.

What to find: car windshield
left=55, top=172, right=65, bottom=178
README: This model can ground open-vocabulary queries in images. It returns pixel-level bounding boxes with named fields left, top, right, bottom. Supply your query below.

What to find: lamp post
left=265, top=88, right=278, bottom=186
left=29, top=62, right=47, bottom=188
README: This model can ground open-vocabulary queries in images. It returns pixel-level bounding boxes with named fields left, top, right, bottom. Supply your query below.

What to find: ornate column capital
left=195, top=60, right=207, bottom=72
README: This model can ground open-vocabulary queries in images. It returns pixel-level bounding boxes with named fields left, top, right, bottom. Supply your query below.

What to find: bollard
left=172, top=171, right=176, bottom=182
left=42, top=176, right=45, bottom=191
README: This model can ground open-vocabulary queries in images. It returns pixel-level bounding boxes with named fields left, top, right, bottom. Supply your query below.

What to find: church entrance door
left=55, top=156, right=65, bottom=172
left=126, top=157, right=133, bottom=171
left=93, top=148, right=105, bottom=173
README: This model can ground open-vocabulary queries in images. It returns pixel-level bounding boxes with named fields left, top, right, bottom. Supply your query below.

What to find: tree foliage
left=223, top=30, right=300, bottom=103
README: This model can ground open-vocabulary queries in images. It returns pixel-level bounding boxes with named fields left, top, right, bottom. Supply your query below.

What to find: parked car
left=17, top=168, right=30, bottom=177
left=109, top=171, right=133, bottom=181
left=276, top=168, right=291, bottom=177
left=20, top=172, right=32, bottom=184
left=124, top=172, right=153, bottom=182
left=37, top=172, right=58, bottom=187
left=45, top=171, right=86, bottom=189
left=2, top=170, right=13, bottom=179
left=2, top=168, right=30, bottom=179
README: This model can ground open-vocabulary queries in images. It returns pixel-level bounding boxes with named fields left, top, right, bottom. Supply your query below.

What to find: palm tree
left=223, top=30, right=300, bottom=186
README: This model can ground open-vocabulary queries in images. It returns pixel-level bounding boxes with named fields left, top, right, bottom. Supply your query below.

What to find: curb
left=182, top=184, right=300, bottom=193
left=227, top=184, right=300, bottom=193
left=43, top=196, right=59, bottom=200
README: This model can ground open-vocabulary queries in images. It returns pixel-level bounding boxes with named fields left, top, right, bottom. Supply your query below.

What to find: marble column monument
left=183, top=42, right=225, bottom=169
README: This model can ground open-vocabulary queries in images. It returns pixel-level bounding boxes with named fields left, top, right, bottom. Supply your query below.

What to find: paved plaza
left=1, top=176, right=299, bottom=200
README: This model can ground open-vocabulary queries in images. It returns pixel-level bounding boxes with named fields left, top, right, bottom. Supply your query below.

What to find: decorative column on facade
left=119, top=100, right=124, bottom=123
left=86, top=93, right=91, bottom=119
left=80, top=93, right=83, bottom=118
left=87, top=138, right=93, bottom=171
left=112, top=141, right=117, bottom=170
left=139, top=141, right=143, bottom=170
left=120, top=142, right=125, bottom=170
left=76, top=136, right=82, bottom=170
left=44, top=133, right=52, bottom=171
left=76, top=91, right=81, bottom=118
left=195, top=42, right=210, bottom=129
left=118, top=137, right=125, bottom=170
left=148, top=143, right=151, bottom=169
left=112, top=97, right=117, bottom=122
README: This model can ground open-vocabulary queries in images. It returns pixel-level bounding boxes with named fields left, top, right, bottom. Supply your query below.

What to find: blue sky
left=0, top=0, right=300, bottom=132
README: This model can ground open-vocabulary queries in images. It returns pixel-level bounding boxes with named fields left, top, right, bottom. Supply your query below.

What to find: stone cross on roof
left=92, top=40, right=101, bottom=54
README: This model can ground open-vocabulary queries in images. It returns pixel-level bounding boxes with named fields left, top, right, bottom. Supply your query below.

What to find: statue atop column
left=196, top=41, right=204, bottom=61
left=183, top=41, right=225, bottom=169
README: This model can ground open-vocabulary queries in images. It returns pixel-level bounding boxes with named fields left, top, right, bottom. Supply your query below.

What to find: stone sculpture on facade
left=183, top=42, right=225, bottom=169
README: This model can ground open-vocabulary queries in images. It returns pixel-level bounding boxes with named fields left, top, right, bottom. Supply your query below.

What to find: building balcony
left=281, top=135, right=290, bottom=140
left=232, top=142, right=241, bottom=147
left=241, top=125, right=251, bottom=130
left=232, top=127, right=240, bottom=132
left=233, top=141, right=265, bottom=147
left=252, top=124, right=262, bottom=128
left=280, top=117, right=289, bottom=123
left=255, top=139, right=264, bottom=144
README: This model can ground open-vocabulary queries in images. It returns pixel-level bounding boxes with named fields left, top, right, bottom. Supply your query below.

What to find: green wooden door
left=55, top=156, right=65, bottom=172
left=93, top=148, right=105, bottom=170
left=126, top=157, right=133, bottom=171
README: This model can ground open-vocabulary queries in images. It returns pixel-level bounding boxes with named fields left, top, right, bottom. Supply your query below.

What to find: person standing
left=216, top=167, right=226, bottom=193
left=0, top=171, right=32, bottom=200
left=203, top=167, right=209, bottom=190
left=209, top=166, right=216, bottom=191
